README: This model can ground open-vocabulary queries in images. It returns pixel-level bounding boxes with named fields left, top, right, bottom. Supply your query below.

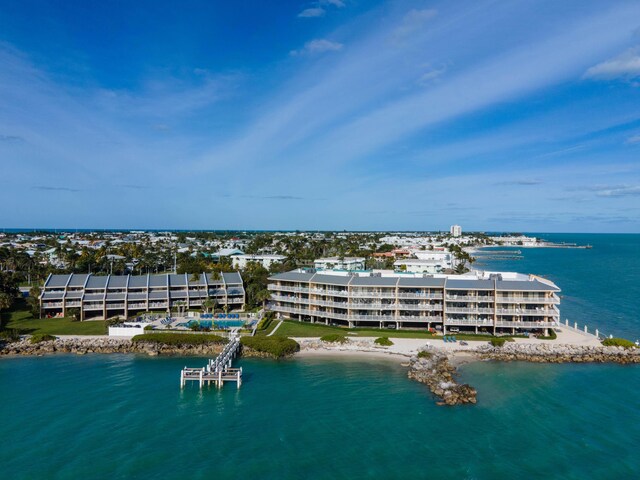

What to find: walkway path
left=267, top=320, right=284, bottom=337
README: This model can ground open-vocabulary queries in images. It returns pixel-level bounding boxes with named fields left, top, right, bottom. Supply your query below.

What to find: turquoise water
left=1, top=233, right=640, bottom=479
left=476, top=233, right=640, bottom=339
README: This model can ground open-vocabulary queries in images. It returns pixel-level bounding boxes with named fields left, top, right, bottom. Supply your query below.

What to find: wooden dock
left=180, top=335, right=243, bottom=389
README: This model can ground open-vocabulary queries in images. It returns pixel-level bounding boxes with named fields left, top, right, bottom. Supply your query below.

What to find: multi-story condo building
left=267, top=269, right=559, bottom=335
left=39, top=272, right=245, bottom=320
left=314, top=257, right=366, bottom=271
left=450, top=225, right=462, bottom=237
left=231, top=254, right=287, bottom=270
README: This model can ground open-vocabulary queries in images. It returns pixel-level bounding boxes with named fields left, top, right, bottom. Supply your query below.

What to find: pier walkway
left=180, top=334, right=243, bottom=389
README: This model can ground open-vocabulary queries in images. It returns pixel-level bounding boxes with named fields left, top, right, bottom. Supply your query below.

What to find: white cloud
left=290, top=39, right=343, bottom=56
left=584, top=46, right=640, bottom=80
left=626, top=134, right=640, bottom=144
left=593, top=185, right=640, bottom=197
left=417, top=65, right=447, bottom=85
left=298, top=8, right=325, bottom=18
left=393, top=9, right=437, bottom=40
left=324, top=0, right=345, bottom=7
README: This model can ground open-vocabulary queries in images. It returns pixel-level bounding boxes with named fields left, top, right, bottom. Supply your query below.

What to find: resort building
left=314, top=257, right=366, bottom=271
left=393, top=258, right=447, bottom=274
left=39, top=272, right=245, bottom=320
left=231, top=254, right=287, bottom=270
left=267, top=269, right=560, bottom=335
left=450, top=225, right=462, bottom=237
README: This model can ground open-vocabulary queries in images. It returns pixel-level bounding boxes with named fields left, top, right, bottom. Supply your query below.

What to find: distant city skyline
left=1, top=0, right=639, bottom=232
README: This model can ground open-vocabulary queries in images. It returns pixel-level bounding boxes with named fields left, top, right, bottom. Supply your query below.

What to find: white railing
left=496, top=321, right=557, bottom=328
left=446, top=295, right=495, bottom=302
left=496, top=295, right=559, bottom=304
left=397, top=292, right=443, bottom=299
left=445, top=319, right=494, bottom=326
left=397, top=304, right=443, bottom=311
left=446, top=307, right=494, bottom=314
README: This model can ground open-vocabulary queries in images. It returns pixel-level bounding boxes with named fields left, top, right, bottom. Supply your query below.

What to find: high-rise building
left=450, top=225, right=462, bottom=237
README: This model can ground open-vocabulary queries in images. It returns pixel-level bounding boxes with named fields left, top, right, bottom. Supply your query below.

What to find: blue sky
left=1, top=0, right=640, bottom=232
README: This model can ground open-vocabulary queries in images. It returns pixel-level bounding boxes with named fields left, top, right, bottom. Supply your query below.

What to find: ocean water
left=1, top=233, right=639, bottom=479
left=475, top=233, right=640, bottom=339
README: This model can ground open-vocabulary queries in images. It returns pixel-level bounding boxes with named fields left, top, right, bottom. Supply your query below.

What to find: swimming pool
left=214, top=320, right=245, bottom=328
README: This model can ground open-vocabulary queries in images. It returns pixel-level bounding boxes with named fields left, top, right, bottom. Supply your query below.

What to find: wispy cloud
left=0, top=134, right=24, bottom=142
left=496, top=179, right=543, bottom=186
left=417, top=65, right=446, bottom=85
left=392, top=9, right=437, bottom=41
left=290, top=39, right=344, bottom=56
left=593, top=185, right=640, bottom=197
left=32, top=186, right=81, bottom=192
left=626, top=134, right=640, bottom=144
left=584, top=46, right=640, bottom=81
left=298, top=8, right=325, bottom=18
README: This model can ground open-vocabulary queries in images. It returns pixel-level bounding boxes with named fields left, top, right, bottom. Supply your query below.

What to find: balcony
left=397, top=304, right=443, bottom=311
left=350, top=303, right=397, bottom=310
left=397, top=292, right=444, bottom=300
left=350, top=290, right=396, bottom=299
left=397, top=315, right=443, bottom=322
left=42, top=301, right=64, bottom=308
left=496, top=321, right=557, bottom=328
left=445, top=295, right=495, bottom=302
left=446, top=307, right=494, bottom=314
left=445, top=318, right=494, bottom=326
left=309, top=288, right=349, bottom=297
left=268, top=284, right=309, bottom=294
left=496, top=308, right=557, bottom=315
left=496, top=295, right=559, bottom=304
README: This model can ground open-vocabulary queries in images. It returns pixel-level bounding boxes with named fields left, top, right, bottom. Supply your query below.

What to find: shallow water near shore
left=1, top=354, right=640, bottom=479
left=2, top=233, right=640, bottom=479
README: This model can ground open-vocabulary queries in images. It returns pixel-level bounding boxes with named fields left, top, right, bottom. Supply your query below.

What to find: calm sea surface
left=1, top=233, right=639, bottom=479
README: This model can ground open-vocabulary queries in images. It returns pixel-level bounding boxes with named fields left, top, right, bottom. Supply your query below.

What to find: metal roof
left=310, top=273, right=351, bottom=286
left=45, top=274, right=70, bottom=288
left=128, top=275, right=148, bottom=288
left=169, top=274, right=187, bottom=286
left=67, top=274, right=89, bottom=287
left=148, top=275, right=167, bottom=287
left=269, top=271, right=313, bottom=283
left=85, top=276, right=108, bottom=289
left=107, top=275, right=129, bottom=289
left=222, top=272, right=242, bottom=284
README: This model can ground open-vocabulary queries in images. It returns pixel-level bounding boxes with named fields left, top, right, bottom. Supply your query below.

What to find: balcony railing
left=446, top=307, right=494, bottom=314
left=445, top=295, right=495, bottom=302
left=496, top=321, right=557, bottom=328
left=445, top=319, right=494, bottom=326
left=397, top=292, right=444, bottom=299
left=496, top=308, right=557, bottom=315
left=496, top=295, right=559, bottom=304
left=397, top=304, right=443, bottom=311
left=268, top=284, right=309, bottom=294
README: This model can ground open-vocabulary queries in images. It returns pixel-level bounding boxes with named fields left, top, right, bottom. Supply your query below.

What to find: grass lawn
left=1, top=301, right=108, bottom=336
left=272, top=319, right=503, bottom=341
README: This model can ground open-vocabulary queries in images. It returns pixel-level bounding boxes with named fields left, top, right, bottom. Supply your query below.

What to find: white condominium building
left=267, top=269, right=559, bottom=334
left=313, top=257, right=366, bottom=271
left=231, top=254, right=287, bottom=270
left=450, top=225, right=462, bottom=237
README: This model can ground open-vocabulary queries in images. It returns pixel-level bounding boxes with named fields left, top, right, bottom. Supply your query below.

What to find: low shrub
left=417, top=350, right=432, bottom=359
left=257, top=316, right=273, bottom=331
left=320, top=334, right=348, bottom=343
left=0, top=329, right=21, bottom=342
left=30, top=333, right=56, bottom=344
left=240, top=336, right=299, bottom=358
left=538, top=329, right=558, bottom=340
left=131, top=333, right=226, bottom=346
left=374, top=337, right=393, bottom=346
left=490, top=338, right=507, bottom=347
left=602, top=338, right=636, bottom=348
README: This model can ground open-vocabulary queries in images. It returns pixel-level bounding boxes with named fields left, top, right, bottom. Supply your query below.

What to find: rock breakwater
left=408, top=351, right=477, bottom=406
left=474, top=343, right=640, bottom=364
left=0, top=337, right=225, bottom=357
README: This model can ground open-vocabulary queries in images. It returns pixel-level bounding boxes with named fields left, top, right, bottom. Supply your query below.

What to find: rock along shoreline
left=2, top=338, right=639, bottom=406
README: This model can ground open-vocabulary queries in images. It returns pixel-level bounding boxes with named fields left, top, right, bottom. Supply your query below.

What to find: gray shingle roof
left=148, top=291, right=167, bottom=300
left=106, top=293, right=125, bottom=301
left=169, top=274, right=187, bottom=286
left=446, top=279, right=495, bottom=290
left=496, top=280, right=559, bottom=292
left=397, top=277, right=446, bottom=287
left=269, top=271, right=313, bottom=283
left=310, top=273, right=351, bottom=286
left=349, top=276, right=398, bottom=286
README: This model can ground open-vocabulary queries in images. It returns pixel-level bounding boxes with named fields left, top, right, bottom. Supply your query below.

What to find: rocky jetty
left=408, top=351, right=477, bottom=406
left=474, top=343, right=640, bottom=364
left=0, top=337, right=225, bottom=357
